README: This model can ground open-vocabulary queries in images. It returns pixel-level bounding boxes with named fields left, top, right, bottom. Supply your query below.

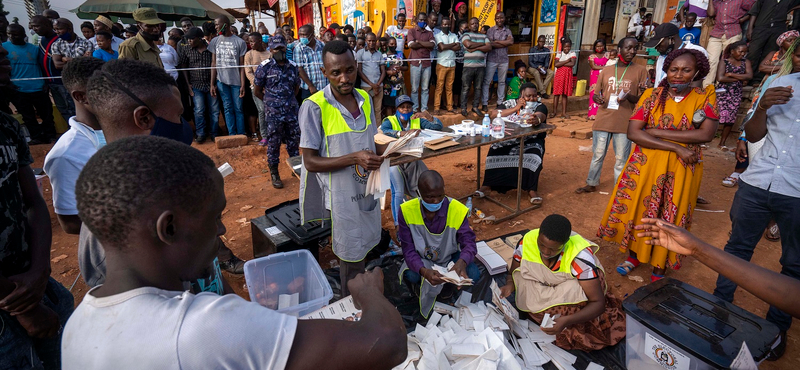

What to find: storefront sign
left=342, top=0, right=356, bottom=19
left=539, top=0, right=558, bottom=24
left=326, top=6, right=333, bottom=25
left=473, top=0, right=497, bottom=27
left=280, top=0, right=289, bottom=14
left=621, top=0, right=638, bottom=16
left=537, top=25, right=556, bottom=49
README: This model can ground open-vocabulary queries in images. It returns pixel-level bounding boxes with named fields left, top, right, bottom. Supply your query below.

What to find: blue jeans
left=410, top=65, right=431, bottom=112
left=586, top=131, right=631, bottom=187
left=389, top=166, right=406, bottom=226
left=482, top=61, right=507, bottom=106
left=404, top=251, right=482, bottom=284
left=252, top=93, right=267, bottom=138
left=192, top=88, right=220, bottom=138
left=714, top=181, right=800, bottom=331
left=0, top=278, right=74, bottom=370
left=216, top=81, right=245, bottom=135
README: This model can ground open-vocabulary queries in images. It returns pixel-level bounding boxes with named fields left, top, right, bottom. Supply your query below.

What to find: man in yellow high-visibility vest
left=298, top=40, right=390, bottom=297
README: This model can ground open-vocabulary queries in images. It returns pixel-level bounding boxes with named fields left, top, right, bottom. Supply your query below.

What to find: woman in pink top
left=587, top=39, right=608, bottom=120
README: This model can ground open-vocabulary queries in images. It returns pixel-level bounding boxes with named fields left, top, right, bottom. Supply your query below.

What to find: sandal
left=616, top=260, right=636, bottom=276
left=575, top=185, right=596, bottom=194
left=650, top=273, right=665, bottom=282
left=529, top=197, right=543, bottom=207
left=721, top=176, right=738, bottom=187
left=473, top=190, right=486, bottom=198
left=548, top=112, right=556, bottom=119
left=765, top=224, right=780, bottom=242
left=696, top=196, right=711, bottom=205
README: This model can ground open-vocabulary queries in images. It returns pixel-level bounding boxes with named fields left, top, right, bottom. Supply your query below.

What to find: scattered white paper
left=217, top=162, right=234, bottom=177
left=730, top=342, right=758, bottom=370
left=265, top=226, right=282, bottom=236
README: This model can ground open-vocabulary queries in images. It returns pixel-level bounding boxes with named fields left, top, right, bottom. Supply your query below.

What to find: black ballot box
left=251, top=200, right=330, bottom=261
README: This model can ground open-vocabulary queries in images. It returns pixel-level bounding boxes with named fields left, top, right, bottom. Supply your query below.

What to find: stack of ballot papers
left=475, top=241, right=508, bottom=275
left=431, top=262, right=474, bottom=286
left=365, top=135, right=425, bottom=198
left=392, top=282, right=605, bottom=370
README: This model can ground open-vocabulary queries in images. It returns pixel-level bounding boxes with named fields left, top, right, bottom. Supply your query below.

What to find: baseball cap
left=133, top=7, right=164, bottom=25
left=644, top=23, right=679, bottom=48
left=185, top=27, right=204, bottom=39
left=268, top=34, right=287, bottom=49
left=396, top=95, right=412, bottom=107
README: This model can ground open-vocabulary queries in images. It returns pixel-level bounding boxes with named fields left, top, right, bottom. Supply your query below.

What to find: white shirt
left=628, top=13, right=643, bottom=29
left=159, top=44, right=180, bottom=80
left=434, top=31, right=459, bottom=67
left=89, top=35, right=125, bottom=52
left=43, top=117, right=103, bottom=216
left=62, top=286, right=298, bottom=370
left=386, top=25, right=408, bottom=52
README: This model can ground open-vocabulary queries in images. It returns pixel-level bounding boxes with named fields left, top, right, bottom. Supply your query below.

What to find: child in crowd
left=606, top=48, right=618, bottom=66
left=587, top=39, right=608, bottom=120
left=551, top=40, right=576, bottom=119
left=680, top=12, right=701, bottom=45
left=383, top=37, right=407, bottom=117
left=716, top=41, right=752, bottom=149
left=92, top=31, right=118, bottom=62
left=505, top=60, right=529, bottom=100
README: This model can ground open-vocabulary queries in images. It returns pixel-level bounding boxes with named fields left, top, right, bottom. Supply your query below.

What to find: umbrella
left=71, top=0, right=235, bottom=22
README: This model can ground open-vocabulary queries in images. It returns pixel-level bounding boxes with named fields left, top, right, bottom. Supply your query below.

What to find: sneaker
left=481, top=104, right=488, bottom=112
left=209, top=136, right=216, bottom=142
left=250, top=134, right=259, bottom=142
left=765, top=331, right=787, bottom=361
left=219, top=256, right=245, bottom=274
left=258, top=138, right=268, bottom=146
left=195, top=136, right=206, bottom=144
left=541, top=94, right=550, bottom=99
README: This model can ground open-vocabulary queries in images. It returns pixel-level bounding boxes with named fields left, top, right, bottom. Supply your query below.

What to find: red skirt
left=552, top=66, right=574, bottom=96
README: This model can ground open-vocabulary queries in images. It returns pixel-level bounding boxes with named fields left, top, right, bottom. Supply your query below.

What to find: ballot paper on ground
left=431, top=262, right=474, bottom=286
left=365, top=135, right=425, bottom=198
left=301, top=295, right=362, bottom=321
left=476, top=241, right=508, bottom=275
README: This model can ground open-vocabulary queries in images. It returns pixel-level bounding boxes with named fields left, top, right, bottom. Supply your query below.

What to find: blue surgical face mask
left=396, top=110, right=413, bottom=123
left=418, top=191, right=445, bottom=212
left=99, top=70, right=194, bottom=145
left=150, top=115, right=194, bottom=145
left=418, top=22, right=427, bottom=29
left=300, top=37, right=310, bottom=45
left=262, top=34, right=269, bottom=43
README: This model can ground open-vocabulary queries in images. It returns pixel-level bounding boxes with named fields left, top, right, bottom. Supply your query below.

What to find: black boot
left=269, top=164, right=284, bottom=189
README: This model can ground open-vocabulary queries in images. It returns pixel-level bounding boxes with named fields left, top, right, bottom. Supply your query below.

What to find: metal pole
left=515, top=138, right=524, bottom=212
left=476, top=145, right=481, bottom=191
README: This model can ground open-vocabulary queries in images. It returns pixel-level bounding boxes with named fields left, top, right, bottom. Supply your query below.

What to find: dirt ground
left=29, top=112, right=797, bottom=368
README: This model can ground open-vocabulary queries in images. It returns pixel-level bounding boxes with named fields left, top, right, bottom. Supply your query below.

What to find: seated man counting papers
left=380, top=94, right=443, bottom=227
left=499, top=214, right=626, bottom=351
left=398, top=170, right=480, bottom=318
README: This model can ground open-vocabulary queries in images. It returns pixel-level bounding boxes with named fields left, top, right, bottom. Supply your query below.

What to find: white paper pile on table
left=475, top=241, right=508, bottom=275
left=392, top=282, right=600, bottom=370
left=431, top=262, right=474, bottom=286
left=365, top=135, right=425, bottom=198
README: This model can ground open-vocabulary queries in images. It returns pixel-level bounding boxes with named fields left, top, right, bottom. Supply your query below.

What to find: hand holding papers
left=431, top=262, right=474, bottom=286
left=366, top=133, right=425, bottom=198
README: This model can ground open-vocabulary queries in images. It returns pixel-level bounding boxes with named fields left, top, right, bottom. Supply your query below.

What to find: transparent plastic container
left=244, top=249, right=333, bottom=317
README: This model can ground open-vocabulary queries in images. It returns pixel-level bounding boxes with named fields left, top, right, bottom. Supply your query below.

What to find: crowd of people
left=0, top=2, right=799, bottom=368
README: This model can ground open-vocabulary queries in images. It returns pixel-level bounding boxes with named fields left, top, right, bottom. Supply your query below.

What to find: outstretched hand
left=634, top=218, right=702, bottom=256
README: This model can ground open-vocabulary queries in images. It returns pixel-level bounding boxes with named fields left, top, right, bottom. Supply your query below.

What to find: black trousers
left=11, top=90, right=56, bottom=141
left=461, top=66, right=484, bottom=109
left=748, top=25, right=786, bottom=81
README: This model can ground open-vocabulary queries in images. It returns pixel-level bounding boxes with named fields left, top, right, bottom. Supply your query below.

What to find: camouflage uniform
left=254, top=57, right=301, bottom=166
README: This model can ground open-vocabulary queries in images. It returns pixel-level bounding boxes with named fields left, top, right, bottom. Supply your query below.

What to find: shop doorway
left=598, top=0, right=617, bottom=45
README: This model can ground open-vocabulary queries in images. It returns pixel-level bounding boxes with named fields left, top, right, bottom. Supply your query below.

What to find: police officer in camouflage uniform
left=254, top=34, right=301, bottom=189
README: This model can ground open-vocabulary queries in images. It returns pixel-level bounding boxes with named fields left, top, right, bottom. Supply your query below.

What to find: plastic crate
left=244, top=249, right=333, bottom=317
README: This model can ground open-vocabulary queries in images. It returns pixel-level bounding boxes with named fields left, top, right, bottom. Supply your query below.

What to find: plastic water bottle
left=465, top=197, right=473, bottom=217
left=491, top=110, right=505, bottom=139
left=482, top=114, right=491, bottom=137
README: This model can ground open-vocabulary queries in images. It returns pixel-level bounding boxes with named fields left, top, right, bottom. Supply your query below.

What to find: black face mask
left=102, top=72, right=194, bottom=145
left=272, top=50, right=286, bottom=62
left=139, top=27, right=160, bottom=41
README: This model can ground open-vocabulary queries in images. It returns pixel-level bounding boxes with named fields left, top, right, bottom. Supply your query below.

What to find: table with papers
left=390, top=122, right=554, bottom=223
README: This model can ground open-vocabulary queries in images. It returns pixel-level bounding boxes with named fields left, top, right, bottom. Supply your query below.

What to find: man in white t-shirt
left=62, top=135, right=408, bottom=370
left=44, top=57, right=105, bottom=235
left=628, top=7, right=647, bottom=38
left=645, top=23, right=709, bottom=86
left=385, top=13, right=408, bottom=52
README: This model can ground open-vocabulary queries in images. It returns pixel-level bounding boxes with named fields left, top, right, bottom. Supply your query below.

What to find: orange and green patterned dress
left=598, top=85, right=719, bottom=270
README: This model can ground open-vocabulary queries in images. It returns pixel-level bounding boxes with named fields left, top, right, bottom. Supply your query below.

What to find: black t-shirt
left=0, top=112, right=34, bottom=277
